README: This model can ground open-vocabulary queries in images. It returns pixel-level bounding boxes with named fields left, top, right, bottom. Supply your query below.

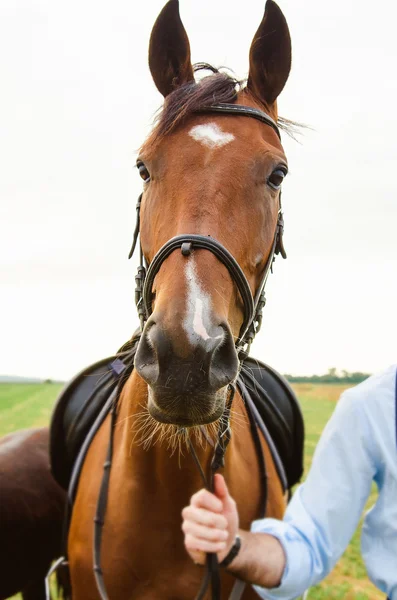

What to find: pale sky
left=1, top=0, right=396, bottom=380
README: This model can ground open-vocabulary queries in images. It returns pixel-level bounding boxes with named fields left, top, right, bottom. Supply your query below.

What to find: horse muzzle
left=134, top=317, right=238, bottom=425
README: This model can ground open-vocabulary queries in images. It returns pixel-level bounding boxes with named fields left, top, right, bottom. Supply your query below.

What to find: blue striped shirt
left=251, top=365, right=397, bottom=600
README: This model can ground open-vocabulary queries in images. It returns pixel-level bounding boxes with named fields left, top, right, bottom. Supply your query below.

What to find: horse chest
left=70, top=487, right=240, bottom=600
left=68, top=397, right=285, bottom=599
left=68, top=425, right=207, bottom=597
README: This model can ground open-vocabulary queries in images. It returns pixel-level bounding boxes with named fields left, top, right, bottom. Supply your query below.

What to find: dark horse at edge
left=0, top=428, right=66, bottom=600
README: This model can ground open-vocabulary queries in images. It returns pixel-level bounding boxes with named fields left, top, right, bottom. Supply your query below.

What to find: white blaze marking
left=184, top=259, right=211, bottom=343
left=193, top=298, right=210, bottom=341
left=189, top=123, right=235, bottom=148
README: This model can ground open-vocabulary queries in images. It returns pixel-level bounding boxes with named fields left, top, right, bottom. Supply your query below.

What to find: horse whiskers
left=229, top=408, right=248, bottom=427
left=115, top=402, right=149, bottom=428
left=118, top=386, right=243, bottom=457
left=127, top=406, right=235, bottom=460
left=126, top=399, right=244, bottom=442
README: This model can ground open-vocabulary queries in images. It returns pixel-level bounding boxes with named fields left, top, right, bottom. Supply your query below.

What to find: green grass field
left=0, top=381, right=382, bottom=600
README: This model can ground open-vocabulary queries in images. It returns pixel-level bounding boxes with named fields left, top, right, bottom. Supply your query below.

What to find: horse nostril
left=209, top=325, right=239, bottom=390
left=134, top=321, right=159, bottom=385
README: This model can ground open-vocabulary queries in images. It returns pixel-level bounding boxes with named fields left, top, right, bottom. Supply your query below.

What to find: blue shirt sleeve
left=251, top=389, right=378, bottom=600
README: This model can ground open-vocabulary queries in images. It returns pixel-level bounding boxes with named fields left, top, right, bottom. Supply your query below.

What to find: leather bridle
left=129, top=103, right=286, bottom=359
left=92, top=103, right=287, bottom=600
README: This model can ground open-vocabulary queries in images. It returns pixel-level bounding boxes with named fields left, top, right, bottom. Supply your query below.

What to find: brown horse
left=68, top=0, right=293, bottom=598
left=0, top=428, right=66, bottom=600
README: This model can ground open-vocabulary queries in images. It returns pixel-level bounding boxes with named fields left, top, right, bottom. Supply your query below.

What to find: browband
left=196, top=103, right=281, bottom=140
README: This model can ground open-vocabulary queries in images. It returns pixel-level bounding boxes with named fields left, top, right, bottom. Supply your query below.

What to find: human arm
left=182, top=390, right=377, bottom=599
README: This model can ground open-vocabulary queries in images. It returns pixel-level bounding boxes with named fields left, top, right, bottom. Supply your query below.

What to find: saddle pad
left=50, top=348, right=135, bottom=490
left=50, top=343, right=304, bottom=492
left=239, top=359, right=304, bottom=489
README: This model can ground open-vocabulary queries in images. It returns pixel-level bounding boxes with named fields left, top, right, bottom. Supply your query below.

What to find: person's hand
left=182, top=473, right=239, bottom=565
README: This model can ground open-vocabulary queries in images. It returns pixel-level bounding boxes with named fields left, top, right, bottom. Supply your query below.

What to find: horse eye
left=137, top=161, right=150, bottom=183
left=268, top=168, right=286, bottom=191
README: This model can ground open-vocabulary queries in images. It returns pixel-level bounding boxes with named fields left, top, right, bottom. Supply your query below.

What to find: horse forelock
left=140, top=65, right=242, bottom=156
left=140, top=64, right=302, bottom=158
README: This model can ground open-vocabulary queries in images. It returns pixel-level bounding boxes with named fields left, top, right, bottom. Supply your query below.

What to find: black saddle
left=50, top=340, right=304, bottom=496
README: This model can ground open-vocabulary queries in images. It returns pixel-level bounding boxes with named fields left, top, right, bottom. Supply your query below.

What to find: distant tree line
left=284, top=367, right=371, bottom=384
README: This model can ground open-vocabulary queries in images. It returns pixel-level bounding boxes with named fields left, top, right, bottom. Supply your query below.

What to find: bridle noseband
left=144, top=234, right=254, bottom=347
left=93, top=103, right=287, bottom=600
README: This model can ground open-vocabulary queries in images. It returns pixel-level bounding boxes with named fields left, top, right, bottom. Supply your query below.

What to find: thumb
left=214, top=474, right=239, bottom=532
left=214, top=474, right=232, bottom=504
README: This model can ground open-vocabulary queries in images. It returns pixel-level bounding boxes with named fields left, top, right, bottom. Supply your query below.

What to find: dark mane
left=141, top=64, right=242, bottom=155
left=141, top=64, right=302, bottom=155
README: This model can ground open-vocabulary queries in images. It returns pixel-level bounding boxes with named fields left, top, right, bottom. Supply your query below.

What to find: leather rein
left=91, top=103, right=287, bottom=600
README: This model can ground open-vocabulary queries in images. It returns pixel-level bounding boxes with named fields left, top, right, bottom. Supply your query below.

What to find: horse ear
left=247, top=0, right=291, bottom=107
left=149, top=0, right=194, bottom=97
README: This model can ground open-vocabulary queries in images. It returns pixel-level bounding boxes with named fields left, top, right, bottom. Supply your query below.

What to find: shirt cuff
left=249, top=518, right=311, bottom=600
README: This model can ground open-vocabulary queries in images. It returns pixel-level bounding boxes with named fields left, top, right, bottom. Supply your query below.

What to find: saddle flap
left=238, top=358, right=305, bottom=489
left=50, top=354, right=130, bottom=490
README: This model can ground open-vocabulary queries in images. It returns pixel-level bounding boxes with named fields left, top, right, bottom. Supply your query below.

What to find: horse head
left=134, top=0, right=291, bottom=427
